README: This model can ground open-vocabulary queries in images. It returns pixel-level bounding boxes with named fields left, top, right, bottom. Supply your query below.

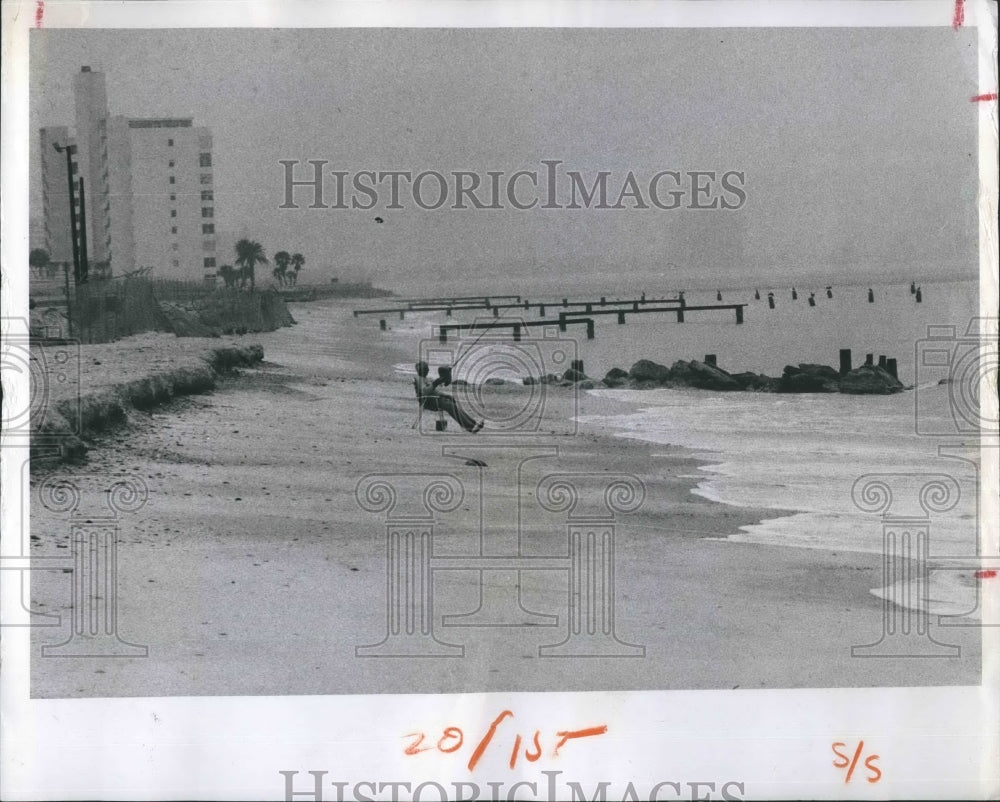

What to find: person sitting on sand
left=414, top=361, right=483, bottom=433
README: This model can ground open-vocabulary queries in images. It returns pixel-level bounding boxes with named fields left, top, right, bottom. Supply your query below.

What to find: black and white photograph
left=2, top=1, right=997, bottom=799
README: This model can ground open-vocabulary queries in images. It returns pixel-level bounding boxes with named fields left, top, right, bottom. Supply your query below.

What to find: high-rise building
left=39, top=66, right=217, bottom=282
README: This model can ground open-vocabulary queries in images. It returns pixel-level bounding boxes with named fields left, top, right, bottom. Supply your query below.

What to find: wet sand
left=29, top=300, right=981, bottom=696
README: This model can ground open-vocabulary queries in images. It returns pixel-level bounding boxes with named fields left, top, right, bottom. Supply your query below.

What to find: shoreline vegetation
left=31, top=338, right=265, bottom=466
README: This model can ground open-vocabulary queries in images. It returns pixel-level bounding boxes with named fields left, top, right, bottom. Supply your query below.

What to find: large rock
left=629, top=359, right=671, bottom=384
left=839, top=365, right=904, bottom=395
left=603, top=367, right=630, bottom=387
left=562, top=368, right=588, bottom=382
left=730, top=371, right=778, bottom=391
left=778, top=363, right=840, bottom=393
left=669, top=360, right=741, bottom=391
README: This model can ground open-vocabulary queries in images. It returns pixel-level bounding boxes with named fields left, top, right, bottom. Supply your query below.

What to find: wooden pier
left=558, top=302, right=746, bottom=328
left=437, top=317, right=596, bottom=342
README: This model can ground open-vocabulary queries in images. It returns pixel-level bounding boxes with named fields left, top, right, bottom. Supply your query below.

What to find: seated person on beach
left=414, top=361, right=483, bottom=433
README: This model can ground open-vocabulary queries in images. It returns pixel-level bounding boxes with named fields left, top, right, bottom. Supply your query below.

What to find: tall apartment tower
left=72, top=66, right=112, bottom=268
left=40, top=66, right=217, bottom=282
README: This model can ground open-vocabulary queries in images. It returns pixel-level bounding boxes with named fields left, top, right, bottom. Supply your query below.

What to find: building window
left=200, top=174, right=212, bottom=185
left=168, top=160, right=175, bottom=168
left=199, top=153, right=212, bottom=167
left=202, top=224, right=215, bottom=234
left=204, top=257, right=216, bottom=268
left=169, top=176, right=175, bottom=184
left=201, top=190, right=213, bottom=201
left=171, top=226, right=177, bottom=234
left=201, top=207, right=214, bottom=218
left=170, top=210, right=177, bottom=218
left=172, top=259, right=180, bottom=267
left=170, top=194, right=176, bottom=201
left=168, top=139, right=174, bottom=146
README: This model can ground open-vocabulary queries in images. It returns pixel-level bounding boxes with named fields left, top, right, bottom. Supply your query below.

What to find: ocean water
left=373, top=278, right=990, bottom=614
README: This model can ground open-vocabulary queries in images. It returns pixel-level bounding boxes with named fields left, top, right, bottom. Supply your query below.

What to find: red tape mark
left=974, top=570, right=997, bottom=580
left=34, top=0, right=45, bottom=27
left=953, top=0, right=965, bottom=29
left=971, top=92, right=999, bottom=102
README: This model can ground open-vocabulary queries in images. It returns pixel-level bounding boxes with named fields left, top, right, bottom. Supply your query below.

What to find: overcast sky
left=29, top=27, right=980, bottom=290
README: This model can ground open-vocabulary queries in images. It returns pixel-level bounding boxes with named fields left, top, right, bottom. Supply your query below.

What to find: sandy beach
left=28, top=299, right=981, bottom=697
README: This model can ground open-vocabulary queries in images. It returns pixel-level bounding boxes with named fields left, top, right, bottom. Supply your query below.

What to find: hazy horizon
left=29, top=27, right=980, bottom=290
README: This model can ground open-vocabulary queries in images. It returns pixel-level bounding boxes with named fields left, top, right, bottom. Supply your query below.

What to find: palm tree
left=273, top=251, right=291, bottom=287
left=234, top=239, right=268, bottom=292
left=217, top=264, right=237, bottom=289
left=290, top=253, right=305, bottom=286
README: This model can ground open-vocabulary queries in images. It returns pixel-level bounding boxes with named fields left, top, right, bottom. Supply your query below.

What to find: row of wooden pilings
left=840, top=348, right=899, bottom=379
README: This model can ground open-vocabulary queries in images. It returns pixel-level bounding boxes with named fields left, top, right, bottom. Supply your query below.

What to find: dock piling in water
left=586, top=320, right=595, bottom=340
left=868, top=288, right=875, bottom=303
left=379, top=319, right=387, bottom=331
left=915, top=287, right=922, bottom=303
left=617, top=311, right=626, bottom=324
left=865, top=353, right=874, bottom=366
left=839, top=349, right=851, bottom=375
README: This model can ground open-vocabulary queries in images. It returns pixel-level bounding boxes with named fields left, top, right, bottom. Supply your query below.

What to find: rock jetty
left=523, top=358, right=906, bottom=395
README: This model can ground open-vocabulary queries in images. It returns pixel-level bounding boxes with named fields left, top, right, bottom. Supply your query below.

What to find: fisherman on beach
left=414, top=361, right=483, bottom=432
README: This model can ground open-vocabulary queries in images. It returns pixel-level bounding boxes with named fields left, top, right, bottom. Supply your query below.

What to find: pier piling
left=399, top=310, right=405, bottom=320
left=865, top=353, right=874, bottom=366
left=878, top=355, right=887, bottom=369
left=768, top=294, right=775, bottom=309
left=915, top=287, right=922, bottom=303
left=586, top=320, right=595, bottom=340
left=379, top=319, right=387, bottom=331
left=513, top=324, right=521, bottom=342
left=868, top=288, right=875, bottom=303
left=539, top=304, right=546, bottom=316
left=735, top=306, right=744, bottom=324
left=617, top=311, right=626, bottom=324
left=839, top=349, right=851, bottom=376
left=676, top=308, right=685, bottom=323
left=886, top=358, right=898, bottom=379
